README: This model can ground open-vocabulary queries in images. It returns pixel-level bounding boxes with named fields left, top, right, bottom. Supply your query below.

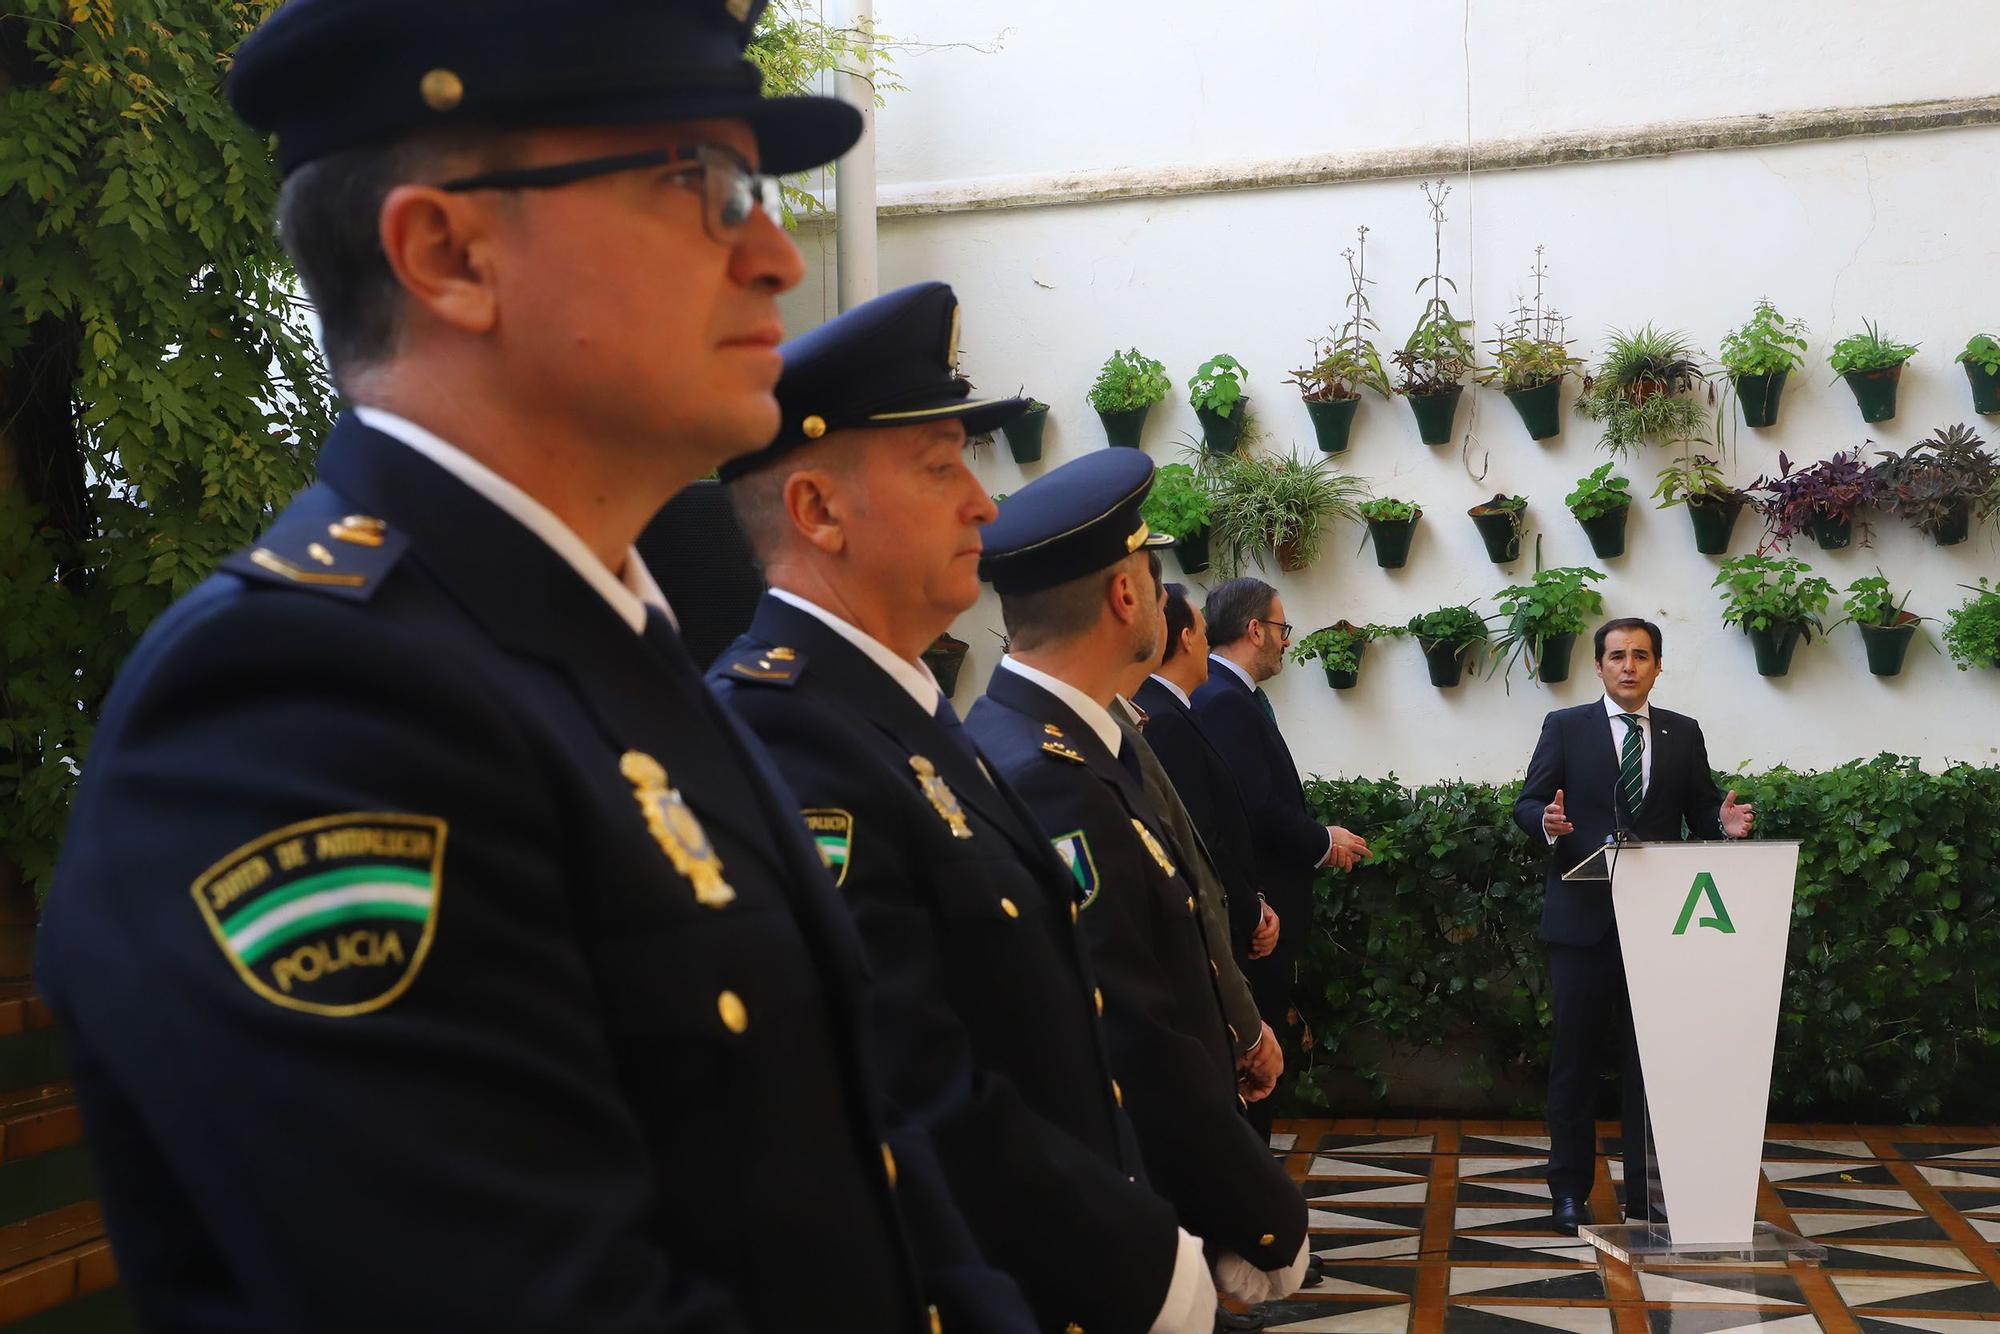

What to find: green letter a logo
left=1673, top=871, right=1736, bottom=935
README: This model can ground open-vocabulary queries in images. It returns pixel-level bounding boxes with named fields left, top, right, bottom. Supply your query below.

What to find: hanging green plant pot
left=1733, top=371, right=1789, bottom=429
left=1810, top=514, right=1853, bottom=550
left=1323, top=650, right=1364, bottom=691
left=1305, top=396, right=1361, bottom=454
left=1405, top=385, right=1464, bottom=445
left=1930, top=498, right=1972, bottom=546
left=1686, top=495, right=1744, bottom=555
left=1533, top=632, right=1578, bottom=684
left=1173, top=525, right=1212, bottom=575
left=1574, top=502, right=1631, bottom=559
left=1966, top=361, right=2000, bottom=416
left=1197, top=401, right=1248, bottom=454
left=1367, top=516, right=1419, bottom=569
left=1858, top=615, right=1918, bottom=676
left=1841, top=367, right=1902, bottom=423
left=1417, top=636, right=1471, bottom=687
left=1745, top=623, right=1802, bottom=677
left=1002, top=405, right=1049, bottom=464
left=922, top=634, right=970, bottom=696
left=1468, top=504, right=1524, bottom=564
left=1503, top=379, right=1562, bottom=440
left=1098, top=405, right=1151, bottom=448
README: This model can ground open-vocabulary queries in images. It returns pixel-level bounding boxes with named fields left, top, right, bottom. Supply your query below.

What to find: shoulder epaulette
left=221, top=506, right=408, bottom=603
left=720, top=643, right=806, bottom=687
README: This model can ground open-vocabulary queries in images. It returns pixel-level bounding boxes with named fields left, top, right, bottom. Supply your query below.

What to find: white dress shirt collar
left=1602, top=693, right=1651, bottom=723
left=768, top=588, right=941, bottom=715
left=1000, top=656, right=1123, bottom=756
left=1147, top=673, right=1191, bottom=709
left=352, top=405, right=671, bottom=635
left=1209, top=653, right=1257, bottom=693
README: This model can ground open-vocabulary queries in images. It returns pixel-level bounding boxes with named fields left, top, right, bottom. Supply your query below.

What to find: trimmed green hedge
left=1288, top=754, right=2000, bottom=1122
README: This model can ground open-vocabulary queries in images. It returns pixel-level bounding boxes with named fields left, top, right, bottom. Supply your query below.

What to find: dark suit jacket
left=712, top=596, right=1177, bottom=1334
left=37, top=417, right=1004, bottom=1334
left=1134, top=677, right=1262, bottom=959
left=1189, top=659, right=1326, bottom=923
left=968, top=666, right=1307, bottom=1272
left=1511, top=700, right=1729, bottom=947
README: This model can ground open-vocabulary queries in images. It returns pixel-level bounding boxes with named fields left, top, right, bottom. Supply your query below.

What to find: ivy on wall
left=1289, top=753, right=1999, bottom=1122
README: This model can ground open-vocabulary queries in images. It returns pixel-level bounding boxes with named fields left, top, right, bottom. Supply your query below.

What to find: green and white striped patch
left=801, top=808, right=854, bottom=889
left=192, top=813, right=445, bottom=1017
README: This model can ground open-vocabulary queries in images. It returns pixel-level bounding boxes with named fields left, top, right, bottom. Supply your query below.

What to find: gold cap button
left=1000, top=897, right=1019, bottom=918
left=1112, top=1079, right=1123, bottom=1107
left=802, top=414, right=827, bottom=439
left=717, top=990, right=748, bottom=1034
left=1259, top=1232, right=1275, bottom=1246
left=419, top=68, right=464, bottom=112
left=882, top=1142, right=898, bottom=1189
left=1093, top=987, right=1104, bottom=1016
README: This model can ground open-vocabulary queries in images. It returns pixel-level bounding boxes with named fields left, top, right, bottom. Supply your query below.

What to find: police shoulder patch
left=1050, top=829, right=1099, bottom=909
left=721, top=643, right=806, bottom=687
left=802, top=808, right=854, bottom=888
left=191, top=813, right=445, bottom=1017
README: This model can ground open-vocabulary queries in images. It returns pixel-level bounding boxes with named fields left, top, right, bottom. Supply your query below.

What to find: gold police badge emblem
left=621, top=750, right=737, bottom=908
left=909, top=755, right=973, bottom=840
left=1131, top=818, right=1177, bottom=877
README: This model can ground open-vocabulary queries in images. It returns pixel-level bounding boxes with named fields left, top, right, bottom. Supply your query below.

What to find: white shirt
left=352, top=405, right=672, bottom=635
left=1603, top=694, right=1653, bottom=798
left=1147, top=673, right=1191, bottom=709
left=999, top=656, right=1123, bottom=756
left=768, top=589, right=941, bottom=715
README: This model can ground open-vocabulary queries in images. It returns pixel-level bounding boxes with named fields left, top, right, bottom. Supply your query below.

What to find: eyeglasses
left=439, top=144, right=783, bottom=246
left=1256, top=618, right=1294, bottom=642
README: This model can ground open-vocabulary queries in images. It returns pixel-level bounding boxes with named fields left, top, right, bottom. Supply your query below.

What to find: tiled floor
left=1258, top=1119, right=2000, bottom=1334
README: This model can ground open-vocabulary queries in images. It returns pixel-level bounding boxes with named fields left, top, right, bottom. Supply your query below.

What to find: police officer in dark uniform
left=34, top=4, right=1029, bottom=1330
left=965, top=451, right=1311, bottom=1311
left=708, top=282, right=1218, bottom=1334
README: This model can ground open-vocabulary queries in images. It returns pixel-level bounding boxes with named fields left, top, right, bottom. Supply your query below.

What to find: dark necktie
left=1115, top=736, right=1144, bottom=784
left=932, top=693, right=981, bottom=765
left=1254, top=685, right=1278, bottom=724
left=1618, top=712, right=1645, bottom=819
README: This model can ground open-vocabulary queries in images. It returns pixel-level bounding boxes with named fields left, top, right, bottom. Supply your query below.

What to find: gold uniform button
left=1112, top=1079, right=1123, bottom=1107
left=1259, top=1232, right=1275, bottom=1246
left=1067, top=1325, right=1084, bottom=1334
left=1094, top=987, right=1104, bottom=1016
left=882, top=1143, right=898, bottom=1189
left=1069, top=902, right=1079, bottom=923
left=419, top=68, right=464, bottom=112
left=1185, top=895, right=1195, bottom=914
left=1000, top=897, right=1019, bottom=918
left=717, top=990, right=748, bottom=1034
left=802, top=414, right=828, bottom=439
left=929, top=1307, right=943, bottom=1334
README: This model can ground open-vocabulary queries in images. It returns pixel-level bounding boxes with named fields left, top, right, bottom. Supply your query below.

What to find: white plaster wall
left=773, top=5, right=2000, bottom=784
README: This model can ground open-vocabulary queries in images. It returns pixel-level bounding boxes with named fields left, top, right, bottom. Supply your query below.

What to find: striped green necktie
left=1618, top=712, right=1645, bottom=815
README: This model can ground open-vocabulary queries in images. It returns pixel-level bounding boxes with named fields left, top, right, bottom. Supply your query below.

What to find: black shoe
left=1300, top=1255, right=1328, bottom=1288
left=1215, top=1307, right=1269, bottom=1332
left=1551, top=1195, right=1592, bottom=1236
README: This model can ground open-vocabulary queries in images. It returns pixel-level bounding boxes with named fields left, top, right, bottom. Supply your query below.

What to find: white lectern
left=1563, top=838, right=1826, bottom=1265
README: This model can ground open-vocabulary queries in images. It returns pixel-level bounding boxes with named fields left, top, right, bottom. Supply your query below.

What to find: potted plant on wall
left=1945, top=579, right=2000, bottom=670
left=1001, top=395, right=1050, bottom=464
left=1565, top=463, right=1633, bottom=559
left=1141, top=461, right=1216, bottom=574
left=1957, top=333, right=2000, bottom=416
left=1291, top=620, right=1405, bottom=691
left=922, top=632, right=971, bottom=696
left=1750, top=448, right=1883, bottom=551
left=1088, top=347, right=1171, bottom=447
left=1208, top=448, right=1366, bottom=574
left=1828, top=320, right=1918, bottom=423
left=1830, top=571, right=1927, bottom=678
left=1490, top=563, right=1606, bottom=685
left=1188, top=354, right=1251, bottom=454
left=1358, top=496, right=1422, bottom=568
left=1574, top=324, right=1709, bottom=455
left=1874, top=423, right=1999, bottom=546
left=1391, top=180, right=1476, bottom=446
left=1406, top=603, right=1488, bottom=687
left=1466, top=493, right=1529, bottom=564
left=1287, top=229, right=1394, bottom=456
left=1653, top=453, right=1750, bottom=555
left=1719, top=298, right=1809, bottom=429
left=1714, top=552, right=1834, bottom=677
left=1474, top=247, right=1582, bottom=441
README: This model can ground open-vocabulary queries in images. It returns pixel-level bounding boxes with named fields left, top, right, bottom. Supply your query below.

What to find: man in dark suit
left=35, top=6, right=1024, bottom=1329
left=1133, top=584, right=1283, bottom=1122
left=967, top=451, right=1310, bottom=1312
left=1511, top=617, right=1755, bottom=1235
left=711, top=281, right=1216, bottom=1334
left=1191, top=577, right=1369, bottom=1084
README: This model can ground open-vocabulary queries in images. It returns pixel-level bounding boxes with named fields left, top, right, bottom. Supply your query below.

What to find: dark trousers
left=1545, top=933, right=1656, bottom=1214
left=1241, top=900, right=1302, bottom=1142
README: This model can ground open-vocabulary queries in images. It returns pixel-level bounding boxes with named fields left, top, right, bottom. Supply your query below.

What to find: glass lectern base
left=1578, top=1220, right=1827, bottom=1266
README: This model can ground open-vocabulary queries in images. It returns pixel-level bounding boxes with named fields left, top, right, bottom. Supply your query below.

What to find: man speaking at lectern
left=1512, top=618, right=1755, bottom=1237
